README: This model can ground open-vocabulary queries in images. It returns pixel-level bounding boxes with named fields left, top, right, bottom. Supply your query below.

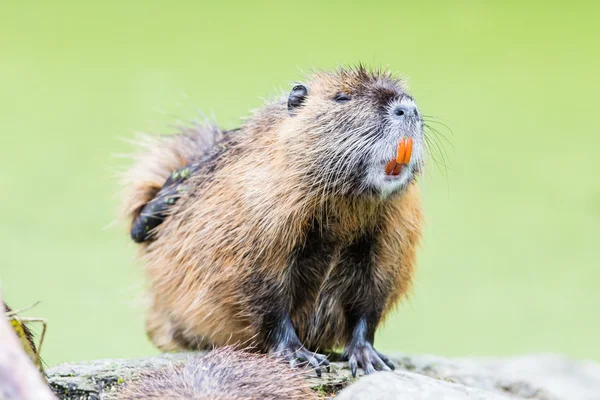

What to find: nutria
left=122, top=66, right=424, bottom=377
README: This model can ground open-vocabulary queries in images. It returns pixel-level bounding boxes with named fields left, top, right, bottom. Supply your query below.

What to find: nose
left=391, top=104, right=418, bottom=120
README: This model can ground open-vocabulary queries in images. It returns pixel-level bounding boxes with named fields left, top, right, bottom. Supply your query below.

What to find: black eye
left=288, top=84, right=308, bottom=116
left=334, top=92, right=351, bottom=103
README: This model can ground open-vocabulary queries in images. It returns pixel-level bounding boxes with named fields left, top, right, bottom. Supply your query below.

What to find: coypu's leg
left=130, top=163, right=201, bottom=242
left=254, top=220, right=333, bottom=377
left=334, top=235, right=396, bottom=377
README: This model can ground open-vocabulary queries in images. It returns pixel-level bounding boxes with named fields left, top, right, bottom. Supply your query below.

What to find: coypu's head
left=281, top=66, right=424, bottom=198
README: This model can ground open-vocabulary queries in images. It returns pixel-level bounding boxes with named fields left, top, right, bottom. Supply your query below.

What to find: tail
left=119, top=123, right=223, bottom=241
left=113, top=347, right=317, bottom=400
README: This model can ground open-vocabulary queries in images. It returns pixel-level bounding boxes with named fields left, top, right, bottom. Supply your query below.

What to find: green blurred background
left=1, top=1, right=599, bottom=366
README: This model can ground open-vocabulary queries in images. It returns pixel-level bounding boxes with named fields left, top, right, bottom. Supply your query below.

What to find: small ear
left=288, top=84, right=308, bottom=116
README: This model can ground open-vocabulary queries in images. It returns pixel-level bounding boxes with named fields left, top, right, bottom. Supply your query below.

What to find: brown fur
left=112, top=347, right=317, bottom=400
left=121, top=67, right=423, bottom=353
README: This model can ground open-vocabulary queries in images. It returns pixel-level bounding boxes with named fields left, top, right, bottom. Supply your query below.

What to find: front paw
left=343, top=340, right=395, bottom=377
left=273, top=342, right=330, bottom=377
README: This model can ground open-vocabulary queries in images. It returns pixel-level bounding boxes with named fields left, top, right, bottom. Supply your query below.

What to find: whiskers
left=422, top=115, right=453, bottom=178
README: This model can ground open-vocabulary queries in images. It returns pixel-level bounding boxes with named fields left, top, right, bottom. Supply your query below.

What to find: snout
left=389, top=97, right=420, bottom=121
left=391, top=104, right=418, bottom=119
left=380, top=96, right=423, bottom=179
left=387, top=96, right=423, bottom=147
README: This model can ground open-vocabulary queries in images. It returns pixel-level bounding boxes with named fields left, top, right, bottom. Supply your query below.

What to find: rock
left=336, top=371, right=514, bottom=400
left=45, top=352, right=600, bottom=400
left=47, top=353, right=190, bottom=400
left=385, top=353, right=600, bottom=400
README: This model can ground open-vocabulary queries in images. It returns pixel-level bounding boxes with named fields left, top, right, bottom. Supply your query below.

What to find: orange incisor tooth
left=396, top=139, right=406, bottom=164
left=392, top=162, right=403, bottom=175
left=403, top=138, right=413, bottom=164
left=385, top=160, right=397, bottom=175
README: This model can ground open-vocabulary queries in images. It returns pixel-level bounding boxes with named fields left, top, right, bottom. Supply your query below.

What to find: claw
left=375, top=350, right=395, bottom=370
left=371, top=354, right=391, bottom=372
left=315, top=354, right=331, bottom=372
left=307, top=355, right=322, bottom=377
left=349, top=354, right=358, bottom=378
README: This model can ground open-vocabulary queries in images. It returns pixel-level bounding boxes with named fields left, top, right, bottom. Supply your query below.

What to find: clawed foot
left=275, top=343, right=330, bottom=377
left=344, top=340, right=395, bottom=377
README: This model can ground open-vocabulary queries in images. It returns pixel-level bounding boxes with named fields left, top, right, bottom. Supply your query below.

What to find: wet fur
left=121, top=67, right=423, bottom=354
